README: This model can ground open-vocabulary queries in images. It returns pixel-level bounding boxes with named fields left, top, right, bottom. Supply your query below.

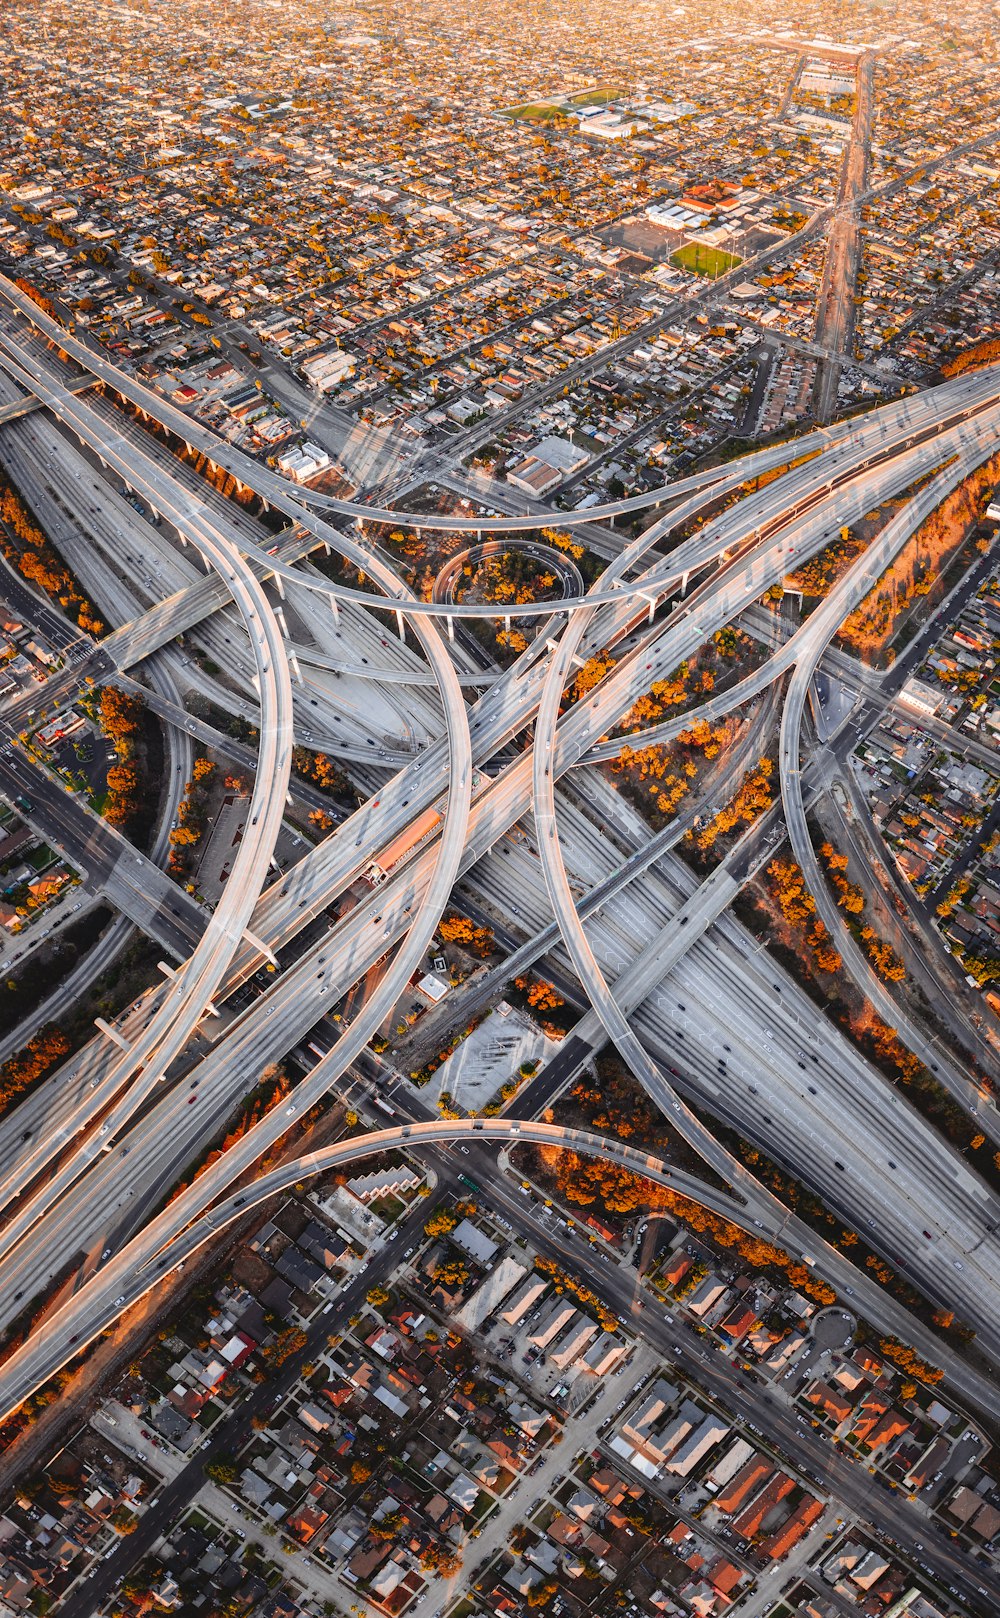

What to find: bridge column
left=94, top=1017, right=130, bottom=1052
left=243, top=927, right=278, bottom=967
left=395, top=608, right=405, bottom=644
left=447, top=615, right=454, bottom=643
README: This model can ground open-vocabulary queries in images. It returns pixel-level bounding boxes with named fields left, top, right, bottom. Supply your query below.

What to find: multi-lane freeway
left=0, top=285, right=999, bottom=1465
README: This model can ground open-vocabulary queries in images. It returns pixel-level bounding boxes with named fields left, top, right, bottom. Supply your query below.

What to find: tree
left=572, top=655, right=615, bottom=700
left=371, top=1509, right=403, bottom=1541
left=0, top=1028, right=70, bottom=1114
left=520, top=976, right=562, bottom=1012
left=526, top=1580, right=558, bottom=1609
left=431, top=1257, right=469, bottom=1288
left=206, top=1460, right=237, bottom=1485
left=439, top=913, right=493, bottom=956
left=423, top=1206, right=458, bottom=1239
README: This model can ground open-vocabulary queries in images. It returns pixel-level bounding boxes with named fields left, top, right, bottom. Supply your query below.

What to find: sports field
left=670, top=242, right=742, bottom=277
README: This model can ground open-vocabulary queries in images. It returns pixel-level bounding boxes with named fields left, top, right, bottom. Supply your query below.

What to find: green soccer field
left=671, top=242, right=743, bottom=277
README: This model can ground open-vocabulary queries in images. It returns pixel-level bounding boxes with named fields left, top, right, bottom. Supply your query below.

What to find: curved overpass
left=528, top=409, right=1000, bottom=1383
left=778, top=415, right=1000, bottom=1138
left=529, top=489, right=787, bottom=1221
left=2, top=357, right=992, bottom=1292
left=0, top=1109, right=991, bottom=1426
left=0, top=347, right=296, bottom=1245
left=3, top=288, right=1000, bottom=1418
left=432, top=538, right=584, bottom=606
left=0, top=1116, right=752, bottom=1424
left=0, top=336, right=477, bottom=1289
left=4, top=281, right=1000, bottom=624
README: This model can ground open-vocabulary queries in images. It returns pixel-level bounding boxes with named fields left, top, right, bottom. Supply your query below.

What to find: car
left=114, top=1295, right=126, bottom=1305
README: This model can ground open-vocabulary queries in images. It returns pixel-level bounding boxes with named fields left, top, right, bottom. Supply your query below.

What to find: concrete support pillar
left=243, top=927, right=278, bottom=967
left=94, top=1017, right=130, bottom=1052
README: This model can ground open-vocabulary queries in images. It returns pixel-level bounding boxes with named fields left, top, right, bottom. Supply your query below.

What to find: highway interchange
left=0, top=277, right=999, bottom=1608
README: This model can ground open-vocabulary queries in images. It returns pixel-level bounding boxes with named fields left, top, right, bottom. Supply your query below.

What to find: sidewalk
left=92, top=1404, right=347, bottom=1611
left=407, top=1342, right=660, bottom=1618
